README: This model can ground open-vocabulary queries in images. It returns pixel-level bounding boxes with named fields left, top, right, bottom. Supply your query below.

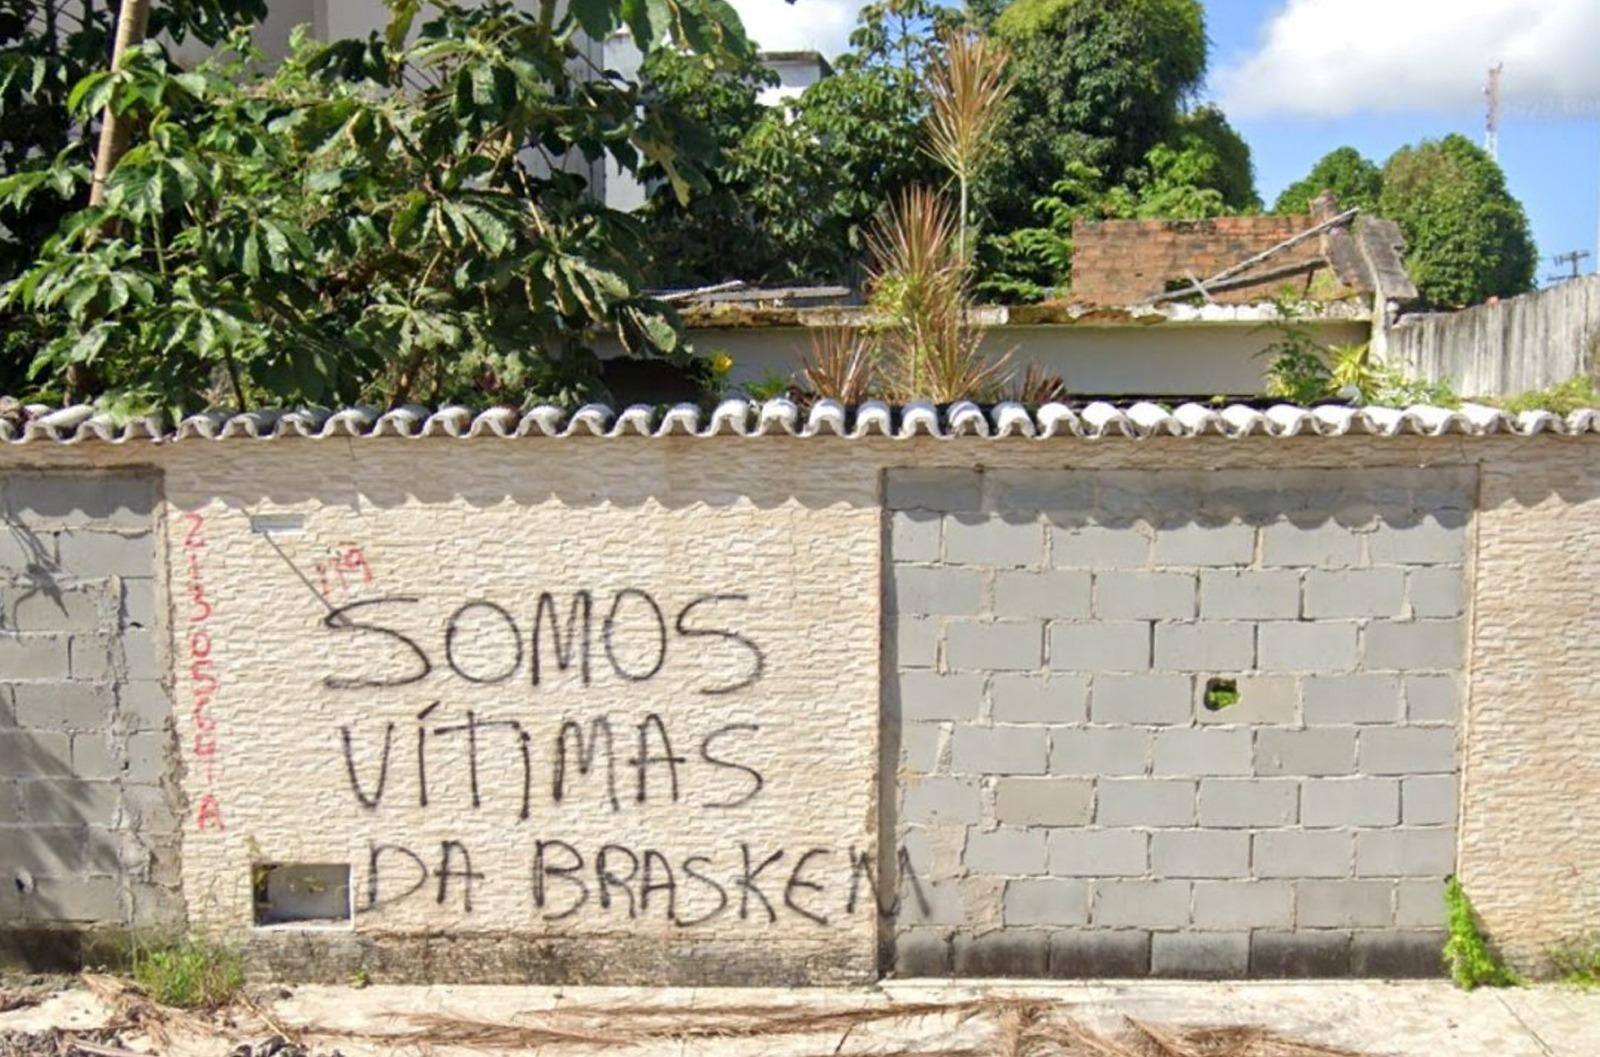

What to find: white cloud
left=1216, top=0, right=1600, bottom=119
left=729, top=0, right=858, bottom=59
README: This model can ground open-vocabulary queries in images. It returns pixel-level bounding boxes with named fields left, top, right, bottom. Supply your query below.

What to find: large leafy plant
left=639, top=0, right=959, bottom=287
left=3, top=0, right=750, bottom=415
left=1273, top=146, right=1383, bottom=216
left=0, top=0, right=266, bottom=393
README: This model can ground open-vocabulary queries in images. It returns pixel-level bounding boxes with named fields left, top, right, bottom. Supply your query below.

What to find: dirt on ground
left=5, top=973, right=1598, bottom=1057
left=0, top=975, right=1373, bottom=1057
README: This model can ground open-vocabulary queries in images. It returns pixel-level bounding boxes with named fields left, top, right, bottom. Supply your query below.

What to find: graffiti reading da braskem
left=327, top=587, right=918, bottom=928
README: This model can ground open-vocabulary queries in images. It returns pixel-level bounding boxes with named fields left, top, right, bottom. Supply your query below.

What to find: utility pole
left=89, top=0, right=154, bottom=207
left=1547, top=250, right=1592, bottom=285
left=1484, top=62, right=1502, bottom=161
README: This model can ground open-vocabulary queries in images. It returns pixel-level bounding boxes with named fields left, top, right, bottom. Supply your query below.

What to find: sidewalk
left=3, top=977, right=1596, bottom=1056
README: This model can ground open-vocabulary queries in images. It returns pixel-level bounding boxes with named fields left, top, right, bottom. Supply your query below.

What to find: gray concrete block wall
left=0, top=472, right=182, bottom=949
left=886, top=468, right=1465, bottom=979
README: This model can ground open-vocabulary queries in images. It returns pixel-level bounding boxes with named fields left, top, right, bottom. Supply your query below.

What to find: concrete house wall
left=3, top=411, right=1599, bottom=982
left=886, top=467, right=1468, bottom=977
left=681, top=317, right=1374, bottom=399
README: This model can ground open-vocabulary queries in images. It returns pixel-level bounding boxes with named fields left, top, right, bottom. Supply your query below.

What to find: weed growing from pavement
left=123, top=934, right=244, bottom=1009
left=1549, top=936, right=1600, bottom=989
left=1443, top=877, right=1520, bottom=989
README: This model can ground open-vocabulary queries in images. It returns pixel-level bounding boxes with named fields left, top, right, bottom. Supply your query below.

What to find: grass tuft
left=1443, top=877, right=1519, bottom=989
left=1493, top=376, right=1600, bottom=416
left=1549, top=936, right=1600, bottom=989
left=125, top=934, right=244, bottom=1009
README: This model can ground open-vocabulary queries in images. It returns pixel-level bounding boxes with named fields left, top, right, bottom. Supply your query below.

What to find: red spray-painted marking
left=182, top=511, right=225, bottom=833
left=315, top=545, right=375, bottom=599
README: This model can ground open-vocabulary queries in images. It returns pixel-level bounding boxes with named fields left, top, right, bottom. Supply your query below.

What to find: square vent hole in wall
left=253, top=863, right=352, bottom=928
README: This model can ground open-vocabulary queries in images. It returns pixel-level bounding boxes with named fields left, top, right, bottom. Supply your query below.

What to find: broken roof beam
left=1165, top=258, right=1326, bottom=302
left=655, top=280, right=749, bottom=303
left=1147, top=207, right=1360, bottom=305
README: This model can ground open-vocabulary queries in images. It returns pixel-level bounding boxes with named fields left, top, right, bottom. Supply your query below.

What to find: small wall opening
left=1203, top=677, right=1240, bottom=712
left=253, top=863, right=352, bottom=927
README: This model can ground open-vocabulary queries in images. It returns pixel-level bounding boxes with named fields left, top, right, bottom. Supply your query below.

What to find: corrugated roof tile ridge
left=1, top=399, right=1598, bottom=444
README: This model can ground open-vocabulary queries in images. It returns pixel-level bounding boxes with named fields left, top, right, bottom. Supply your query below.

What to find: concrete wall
left=159, top=442, right=882, bottom=984
left=886, top=469, right=1466, bottom=978
left=2, top=432, right=1599, bottom=980
left=0, top=472, right=182, bottom=961
left=663, top=321, right=1373, bottom=399
left=1386, top=276, right=1600, bottom=398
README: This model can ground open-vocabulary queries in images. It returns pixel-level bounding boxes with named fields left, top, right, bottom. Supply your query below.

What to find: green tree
left=983, top=0, right=1207, bottom=231
left=640, top=0, right=957, bottom=286
left=1379, top=133, right=1536, bottom=308
left=978, top=107, right=1257, bottom=301
left=1, top=0, right=750, bottom=413
left=0, top=0, right=267, bottom=392
left=1273, top=146, right=1383, bottom=215
left=634, top=47, right=778, bottom=286
left=1163, top=105, right=1258, bottom=213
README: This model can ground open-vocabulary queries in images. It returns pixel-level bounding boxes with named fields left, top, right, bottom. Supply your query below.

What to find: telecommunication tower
left=1485, top=63, right=1503, bottom=160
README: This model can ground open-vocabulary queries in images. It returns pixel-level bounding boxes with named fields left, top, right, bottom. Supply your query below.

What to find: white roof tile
left=2, top=399, right=1596, bottom=444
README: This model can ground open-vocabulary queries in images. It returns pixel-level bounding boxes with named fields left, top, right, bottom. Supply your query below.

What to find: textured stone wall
left=1465, top=444, right=1600, bottom=969
left=160, top=441, right=883, bottom=985
left=886, top=468, right=1468, bottom=977
left=0, top=470, right=182, bottom=959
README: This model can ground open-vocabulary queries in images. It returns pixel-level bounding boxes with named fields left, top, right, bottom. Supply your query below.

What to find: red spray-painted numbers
left=315, top=546, right=374, bottom=598
left=182, top=512, right=225, bottom=832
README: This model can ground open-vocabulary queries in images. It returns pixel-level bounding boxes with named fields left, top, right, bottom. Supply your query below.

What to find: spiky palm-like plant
left=799, top=327, right=875, bottom=405
left=1008, top=363, right=1067, bottom=406
left=924, top=29, right=1013, bottom=260
left=866, top=186, right=1010, bottom=403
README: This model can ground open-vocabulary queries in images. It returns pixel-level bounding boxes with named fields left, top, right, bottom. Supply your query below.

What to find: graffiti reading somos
left=331, top=587, right=914, bottom=928
left=183, top=511, right=224, bottom=832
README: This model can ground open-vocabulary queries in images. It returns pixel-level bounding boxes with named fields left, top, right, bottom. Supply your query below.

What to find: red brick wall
left=1070, top=216, right=1339, bottom=305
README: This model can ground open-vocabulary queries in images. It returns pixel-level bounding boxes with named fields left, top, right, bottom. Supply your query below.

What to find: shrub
left=1549, top=937, right=1600, bottom=989
left=1258, top=297, right=1455, bottom=407
left=1494, top=376, right=1600, bottom=417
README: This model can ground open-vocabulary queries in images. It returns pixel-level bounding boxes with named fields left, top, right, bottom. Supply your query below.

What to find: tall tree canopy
left=0, top=0, right=267, bottom=391
left=641, top=0, right=1255, bottom=298
left=1165, top=106, right=1258, bottom=215
left=2, top=0, right=752, bottom=413
left=981, top=0, right=1208, bottom=230
left=1379, top=134, right=1536, bottom=308
left=639, top=0, right=957, bottom=286
left=1273, top=146, right=1383, bottom=215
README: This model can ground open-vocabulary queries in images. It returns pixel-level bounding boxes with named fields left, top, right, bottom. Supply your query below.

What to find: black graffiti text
left=321, top=589, right=764, bottom=695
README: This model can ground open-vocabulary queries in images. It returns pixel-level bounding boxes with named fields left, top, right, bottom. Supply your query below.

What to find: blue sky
left=736, top=0, right=1600, bottom=283
left=1204, top=0, right=1600, bottom=285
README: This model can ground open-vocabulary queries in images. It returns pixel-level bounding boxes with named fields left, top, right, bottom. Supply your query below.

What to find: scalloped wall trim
left=4, top=399, right=1599, bottom=444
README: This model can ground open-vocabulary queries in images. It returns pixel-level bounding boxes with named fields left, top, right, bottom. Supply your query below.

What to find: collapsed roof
left=1070, top=194, right=1418, bottom=308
